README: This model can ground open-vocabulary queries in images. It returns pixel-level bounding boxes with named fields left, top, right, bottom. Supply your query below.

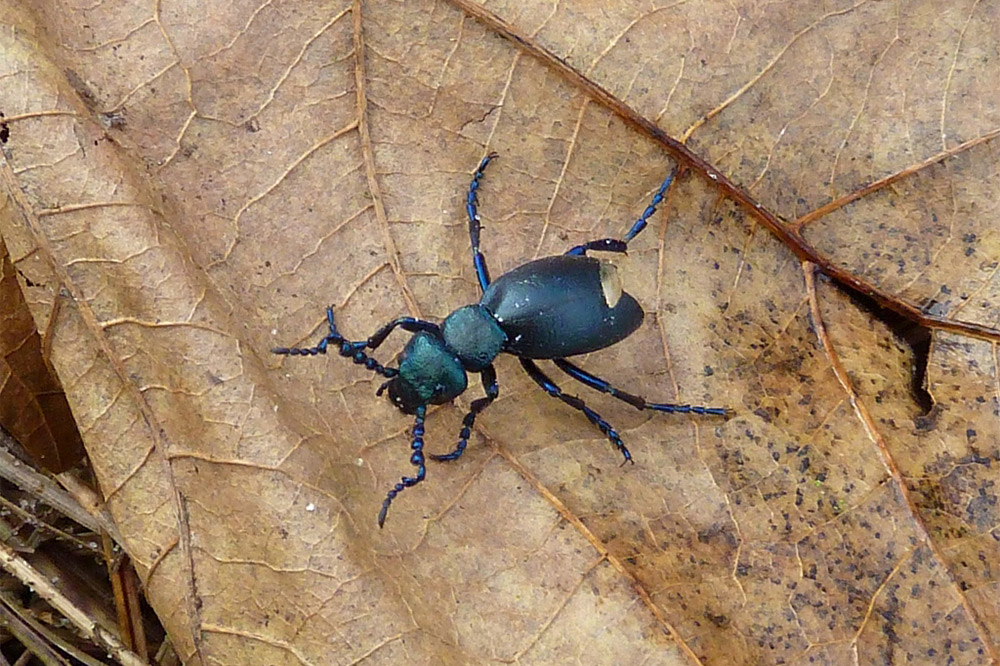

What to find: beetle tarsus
left=648, top=403, right=729, bottom=417
left=623, top=166, right=678, bottom=242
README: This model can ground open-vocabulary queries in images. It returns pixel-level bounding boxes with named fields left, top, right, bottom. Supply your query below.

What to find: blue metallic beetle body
left=481, top=254, right=643, bottom=359
left=274, top=154, right=726, bottom=527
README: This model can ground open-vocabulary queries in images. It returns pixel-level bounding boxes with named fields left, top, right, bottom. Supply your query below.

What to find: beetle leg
left=566, top=167, right=678, bottom=255
left=378, top=405, right=427, bottom=528
left=431, top=364, right=499, bottom=462
left=467, top=153, right=498, bottom=293
left=518, top=359, right=633, bottom=464
left=565, top=238, right=629, bottom=256
left=553, top=358, right=728, bottom=417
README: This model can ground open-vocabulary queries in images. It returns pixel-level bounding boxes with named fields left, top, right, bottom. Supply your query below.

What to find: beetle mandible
left=274, top=154, right=727, bottom=527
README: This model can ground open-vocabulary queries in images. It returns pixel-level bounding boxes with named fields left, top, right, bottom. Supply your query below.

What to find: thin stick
left=0, top=540, right=150, bottom=666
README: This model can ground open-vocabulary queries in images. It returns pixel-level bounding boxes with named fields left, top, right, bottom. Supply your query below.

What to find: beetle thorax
left=441, top=305, right=506, bottom=372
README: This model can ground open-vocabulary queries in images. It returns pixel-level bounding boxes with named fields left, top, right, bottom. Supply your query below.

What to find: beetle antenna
left=378, top=405, right=427, bottom=528
left=273, top=307, right=398, bottom=380
left=467, top=152, right=498, bottom=293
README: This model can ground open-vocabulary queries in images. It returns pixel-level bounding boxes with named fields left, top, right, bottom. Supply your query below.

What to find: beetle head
left=378, top=331, right=467, bottom=414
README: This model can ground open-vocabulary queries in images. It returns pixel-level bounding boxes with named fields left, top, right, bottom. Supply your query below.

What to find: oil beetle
left=274, top=154, right=726, bottom=527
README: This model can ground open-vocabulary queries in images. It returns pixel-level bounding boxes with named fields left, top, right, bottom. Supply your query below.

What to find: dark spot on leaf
left=705, top=611, right=729, bottom=627
left=99, top=109, right=127, bottom=130
left=966, top=488, right=998, bottom=531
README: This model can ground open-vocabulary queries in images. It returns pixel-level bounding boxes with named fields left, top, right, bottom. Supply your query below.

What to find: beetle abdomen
left=480, top=255, right=644, bottom=359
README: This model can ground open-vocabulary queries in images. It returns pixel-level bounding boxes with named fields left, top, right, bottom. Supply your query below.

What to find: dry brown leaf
left=1, top=1, right=998, bottom=665
left=0, top=236, right=85, bottom=472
